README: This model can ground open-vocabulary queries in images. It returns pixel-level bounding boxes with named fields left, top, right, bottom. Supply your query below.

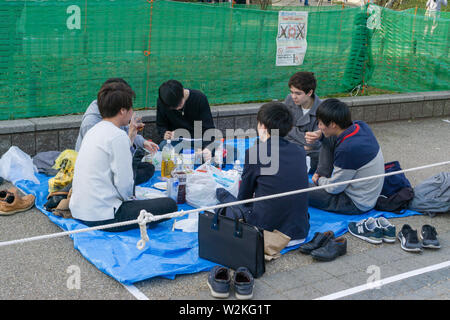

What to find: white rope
left=0, top=160, right=448, bottom=250
left=136, top=210, right=153, bottom=250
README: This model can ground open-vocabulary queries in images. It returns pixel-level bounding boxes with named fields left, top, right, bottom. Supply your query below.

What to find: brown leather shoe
left=0, top=187, right=35, bottom=215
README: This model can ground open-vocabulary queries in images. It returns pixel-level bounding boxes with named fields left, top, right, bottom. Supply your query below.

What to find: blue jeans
left=308, top=183, right=365, bottom=215
left=307, top=135, right=365, bottom=215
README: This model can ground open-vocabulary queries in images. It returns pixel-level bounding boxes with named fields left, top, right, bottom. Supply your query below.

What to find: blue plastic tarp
left=13, top=137, right=422, bottom=284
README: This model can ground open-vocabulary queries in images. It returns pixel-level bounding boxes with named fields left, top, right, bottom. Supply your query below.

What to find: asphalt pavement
left=0, top=116, right=449, bottom=302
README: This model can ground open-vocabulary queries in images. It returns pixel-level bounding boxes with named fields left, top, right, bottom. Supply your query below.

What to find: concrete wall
left=0, top=90, right=449, bottom=157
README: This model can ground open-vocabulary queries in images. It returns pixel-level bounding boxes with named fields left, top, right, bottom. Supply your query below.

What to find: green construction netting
left=0, top=1, right=448, bottom=120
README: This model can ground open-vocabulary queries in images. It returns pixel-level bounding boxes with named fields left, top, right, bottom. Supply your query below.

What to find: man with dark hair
left=75, top=78, right=158, bottom=154
left=284, top=71, right=322, bottom=173
left=156, top=80, right=216, bottom=152
left=308, top=98, right=385, bottom=214
left=75, top=78, right=158, bottom=185
left=216, top=102, right=310, bottom=244
left=70, top=82, right=177, bottom=232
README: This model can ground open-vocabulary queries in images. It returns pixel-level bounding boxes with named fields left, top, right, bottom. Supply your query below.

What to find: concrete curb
left=0, top=90, right=449, bottom=156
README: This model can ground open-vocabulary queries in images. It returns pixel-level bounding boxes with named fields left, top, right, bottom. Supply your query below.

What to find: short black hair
left=102, top=78, right=130, bottom=87
left=158, top=80, right=184, bottom=110
left=257, top=102, right=293, bottom=137
left=288, top=71, right=316, bottom=95
left=97, top=82, right=136, bottom=118
left=316, top=98, right=353, bottom=129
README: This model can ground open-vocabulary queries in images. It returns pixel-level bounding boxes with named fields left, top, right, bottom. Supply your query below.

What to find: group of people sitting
left=69, top=72, right=385, bottom=246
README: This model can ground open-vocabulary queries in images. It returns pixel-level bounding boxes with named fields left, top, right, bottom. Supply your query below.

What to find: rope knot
left=136, top=210, right=154, bottom=250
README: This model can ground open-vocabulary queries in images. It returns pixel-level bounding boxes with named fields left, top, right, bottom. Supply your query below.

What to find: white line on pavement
left=122, top=284, right=149, bottom=300
left=315, top=260, right=450, bottom=300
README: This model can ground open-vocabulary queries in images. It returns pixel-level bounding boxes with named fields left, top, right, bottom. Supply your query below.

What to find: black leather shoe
left=310, top=237, right=347, bottom=262
left=298, top=231, right=335, bottom=254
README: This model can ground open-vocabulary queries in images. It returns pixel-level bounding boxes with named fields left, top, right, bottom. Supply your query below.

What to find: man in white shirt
left=69, top=81, right=177, bottom=231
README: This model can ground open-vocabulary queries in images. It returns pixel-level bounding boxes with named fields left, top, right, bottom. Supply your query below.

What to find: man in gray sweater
left=75, top=78, right=158, bottom=154
left=283, top=71, right=322, bottom=173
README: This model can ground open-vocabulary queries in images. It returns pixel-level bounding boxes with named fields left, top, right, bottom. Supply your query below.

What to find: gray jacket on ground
left=409, top=172, right=450, bottom=213
left=283, top=93, right=322, bottom=153
left=74, top=100, right=145, bottom=152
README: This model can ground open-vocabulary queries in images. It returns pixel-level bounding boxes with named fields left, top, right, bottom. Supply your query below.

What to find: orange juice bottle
left=161, top=140, right=176, bottom=178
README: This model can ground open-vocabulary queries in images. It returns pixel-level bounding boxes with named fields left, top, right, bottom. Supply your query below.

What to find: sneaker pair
left=298, top=231, right=347, bottom=262
left=207, top=266, right=254, bottom=300
left=348, top=217, right=395, bottom=244
left=398, top=224, right=440, bottom=252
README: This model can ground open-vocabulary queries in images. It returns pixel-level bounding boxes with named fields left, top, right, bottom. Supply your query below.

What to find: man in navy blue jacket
left=309, top=98, right=385, bottom=214
left=217, top=102, right=310, bottom=243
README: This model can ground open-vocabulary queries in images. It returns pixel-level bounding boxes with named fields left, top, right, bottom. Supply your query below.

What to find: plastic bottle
left=182, top=149, right=195, bottom=171
left=172, top=158, right=186, bottom=204
left=161, top=140, right=176, bottom=178
left=214, top=138, right=224, bottom=169
left=194, top=148, right=203, bottom=166
left=233, top=160, right=243, bottom=175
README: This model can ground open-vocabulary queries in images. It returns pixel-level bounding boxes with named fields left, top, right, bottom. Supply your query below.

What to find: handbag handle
left=211, top=209, right=243, bottom=238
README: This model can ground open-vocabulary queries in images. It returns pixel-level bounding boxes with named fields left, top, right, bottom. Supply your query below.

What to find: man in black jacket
left=217, top=102, right=310, bottom=244
left=156, top=80, right=217, bottom=156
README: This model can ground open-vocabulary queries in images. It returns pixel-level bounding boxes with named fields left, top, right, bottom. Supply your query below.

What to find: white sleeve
left=109, top=135, right=134, bottom=201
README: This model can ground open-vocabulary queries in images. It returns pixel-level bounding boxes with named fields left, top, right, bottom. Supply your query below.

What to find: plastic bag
left=185, top=162, right=240, bottom=208
left=173, top=212, right=199, bottom=233
left=48, top=149, right=77, bottom=193
left=0, top=146, right=40, bottom=184
left=215, top=169, right=240, bottom=197
left=203, top=162, right=240, bottom=197
left=142, top=151, right=162, bottom=171
left=186, top=170, right=218, bottom=208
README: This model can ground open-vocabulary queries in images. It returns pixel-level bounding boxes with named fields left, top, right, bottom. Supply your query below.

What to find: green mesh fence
left=367, top=6, right=450, bottom=92
left=0, top=1, right=448, bottom=120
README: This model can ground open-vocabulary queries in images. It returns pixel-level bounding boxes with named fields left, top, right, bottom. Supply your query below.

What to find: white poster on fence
left=276, top=11, right=308, bottom=66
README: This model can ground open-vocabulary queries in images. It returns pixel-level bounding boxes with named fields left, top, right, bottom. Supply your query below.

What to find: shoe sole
left=382, top=237, right=396, bottom=243
left=310, top=250, right=346, bottom=262
left=298, top=248, right=312, bottom=255
left=207, top=281, right=229, bottom=299
left=0, top=203, right=35, bottom=216
left=235, top=291, right=253, bottom=300
left=419, top=233, right=441, bottom=249
left=398, top=233, right=422, bottom=252
left=348, top=229, right=383, bottom=244
left=422, top=244, right=441, bottom=249
left=310, top=254, right=334, bottom=262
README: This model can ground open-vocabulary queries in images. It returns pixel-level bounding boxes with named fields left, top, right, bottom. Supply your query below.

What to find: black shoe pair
left=398, top=224, right=441, bottom=252
left=298, top=231, right=347, bottom=262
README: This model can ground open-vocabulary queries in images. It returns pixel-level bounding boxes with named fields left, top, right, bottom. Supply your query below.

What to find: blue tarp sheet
left=13, top=138, right=422, bottom=284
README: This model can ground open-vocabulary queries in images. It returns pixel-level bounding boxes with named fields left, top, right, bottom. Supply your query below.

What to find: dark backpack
left=381, top=161, right=411, bottom=197
left=375, top=187, right=415, bottom=214
left=375, top=161, right=414, bottom=214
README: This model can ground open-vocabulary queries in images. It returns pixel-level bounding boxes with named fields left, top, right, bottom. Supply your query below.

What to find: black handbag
left=198, top=210, right=265, bottom=278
